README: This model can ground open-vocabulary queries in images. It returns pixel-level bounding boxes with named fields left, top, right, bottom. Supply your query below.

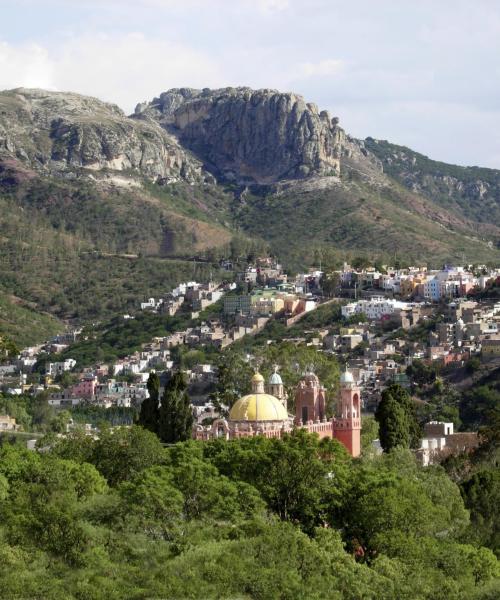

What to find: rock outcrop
left=0, top=88, right=208, bottom=183
left=134, top=87, right=346, bottom=184
left=0, top=87, right=383, bottom=186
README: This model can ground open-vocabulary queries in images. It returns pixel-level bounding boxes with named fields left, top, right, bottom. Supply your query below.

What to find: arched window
left=352, top=393, right=360, bottom=417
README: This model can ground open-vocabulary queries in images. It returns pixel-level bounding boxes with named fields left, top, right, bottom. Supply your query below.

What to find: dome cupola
left=229, top=371, right=288, bottom=422
left=340, top=368, right=354, bottom=385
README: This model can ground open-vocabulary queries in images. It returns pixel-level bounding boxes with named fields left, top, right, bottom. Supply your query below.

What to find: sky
left=1, top=0, right=499, bottom=168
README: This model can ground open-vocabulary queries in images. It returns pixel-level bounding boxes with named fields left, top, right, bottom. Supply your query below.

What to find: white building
left=341, top=297, right=410, bottom=320
left=47, top=359, right=76, bottom=376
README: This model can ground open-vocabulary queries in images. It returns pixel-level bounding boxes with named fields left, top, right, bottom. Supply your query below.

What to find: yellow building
left=482, top=335, right=500, bottom=356
left=195, top=372, right=292, bottom=440
left=0, top=415, right=19, bottom=431
left=400, top=278, right=416, bottom=299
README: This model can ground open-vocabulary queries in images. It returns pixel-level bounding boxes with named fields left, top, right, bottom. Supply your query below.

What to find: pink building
left=68, top=375, right=97, bottom=399
left=195, top=369, right=361, bottom=457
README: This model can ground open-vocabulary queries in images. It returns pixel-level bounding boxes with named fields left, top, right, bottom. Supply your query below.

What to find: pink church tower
left=332, top=369, right=361, bottom=457
left=294, top=371, right=326, bottom=425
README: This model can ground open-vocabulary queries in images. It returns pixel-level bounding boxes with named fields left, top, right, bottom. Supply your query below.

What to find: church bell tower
left=294, top=371, right=326, bottom=425
left=332, top=369, right=361, bottom=457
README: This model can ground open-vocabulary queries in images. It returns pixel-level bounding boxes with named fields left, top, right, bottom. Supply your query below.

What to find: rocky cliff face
left=134, top=87, right=347, bottom=184
left=0, top=87, right=381, bottom=187
left=0, top=88, right=208, bottom=183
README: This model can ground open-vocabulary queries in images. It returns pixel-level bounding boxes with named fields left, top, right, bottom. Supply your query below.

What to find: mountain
left=0, top=89, right=260, bottom=343
left=0, top=86, right=499, bottom=342
left=134, top=87, right=500, bottom=264
left=134, top=87, right=385, bottom=184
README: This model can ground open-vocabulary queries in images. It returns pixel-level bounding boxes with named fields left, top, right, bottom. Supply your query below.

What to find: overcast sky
left=1, top=0, right=499, bottom=168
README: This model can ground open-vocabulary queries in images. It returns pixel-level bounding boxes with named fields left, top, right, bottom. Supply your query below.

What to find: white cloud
left=0, top=33, right=226, bottom=113
left=0, top=41, right=55, bottom=90
left=296, top=58, right=344, bottom=78
left=53, top=32, right=226, bottom=111
left=255, top=0, right=290, bottom=14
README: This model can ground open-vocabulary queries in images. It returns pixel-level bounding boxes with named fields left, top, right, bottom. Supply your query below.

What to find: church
left=194, top=368, right=361, bottom=457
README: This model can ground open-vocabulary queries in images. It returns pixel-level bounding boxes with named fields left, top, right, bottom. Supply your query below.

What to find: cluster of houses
left=139, top=280, right=228, bottom=315
left=340, top=264, right=499, bottom=300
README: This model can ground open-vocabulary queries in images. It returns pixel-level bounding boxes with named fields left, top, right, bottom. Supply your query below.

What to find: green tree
left=0, top=335, right=19, bottom=360
left=117, top=465, right=184, bottom=537
left=55, top=371, right=77, bottom=389
left=361, top=415, right=379, bottom=454
left=375, top=384, right=421, bottom=452
left=352, top=256, right=371, bottom=270
left=158, top=372, right=194, bottom=444
left=138, top=371, right=160, bottom=434
left=210, top=351, right=254, bottom=415
left=205, top=430, right=351, bottom=533
left=49, top=409, right=72, bottom=433
left=406, top=359, right=438, bottom=386
left=48, top=425, right=165, bottom=485
left=342, top=450, right=470, bottom=558
left=461, top=468, right=500, bottom=556
left=0, top=448, right=106, bottom=566
left=320, top=271, right=340, bottom=297
left=375, top=391, right=410, bottom=452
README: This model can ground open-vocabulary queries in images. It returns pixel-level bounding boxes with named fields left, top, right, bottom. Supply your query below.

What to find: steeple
left=332, top=368, right=361, bottom=457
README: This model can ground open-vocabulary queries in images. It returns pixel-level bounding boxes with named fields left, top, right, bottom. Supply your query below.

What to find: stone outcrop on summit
left=0, top=88, right=207, bottom=183
left=0, top=86, right=377, bottom=186
left=134, top=87, right=346, bottom=183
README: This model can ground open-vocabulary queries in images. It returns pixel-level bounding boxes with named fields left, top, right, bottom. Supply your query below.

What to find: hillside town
left=1, top=259, right=499, bottom=465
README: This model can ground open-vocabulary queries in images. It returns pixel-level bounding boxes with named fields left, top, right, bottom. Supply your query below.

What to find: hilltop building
left=194, top=369, right=361, bottom=457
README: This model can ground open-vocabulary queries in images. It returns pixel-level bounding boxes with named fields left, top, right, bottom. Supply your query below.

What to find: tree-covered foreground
left=0, top=427, right=498, bottom=599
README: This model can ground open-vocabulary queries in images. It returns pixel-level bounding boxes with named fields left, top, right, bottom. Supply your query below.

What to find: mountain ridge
left=1, top=85, right=499, bottom=341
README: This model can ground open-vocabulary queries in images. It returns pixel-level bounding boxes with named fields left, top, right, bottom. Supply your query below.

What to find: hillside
left=235, top=175, right=500, bottom=269
left=0, top=157, right=258, bottom=324
left=0, top=292, right=62, bottom=347
left=136, top=86, right=500, bottom=264
left=1, top=86, right=500, bottom=339
left=365, top=138, right=500, bottom=227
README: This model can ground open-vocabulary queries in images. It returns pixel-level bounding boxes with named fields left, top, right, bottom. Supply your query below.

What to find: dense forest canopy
left=0, top=426, right=497, bottom=599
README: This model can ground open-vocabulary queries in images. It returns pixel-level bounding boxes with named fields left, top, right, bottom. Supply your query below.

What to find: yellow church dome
left=229, top=393, right=288, bottom=422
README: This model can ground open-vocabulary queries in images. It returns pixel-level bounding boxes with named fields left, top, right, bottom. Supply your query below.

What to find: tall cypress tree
left=158, top=372, right=194, bottom=443
left=375, top=384, right=421, bottom=452
left=391, top=384, right=422, bottom=448
left=138, top=372, right=160, bottom=434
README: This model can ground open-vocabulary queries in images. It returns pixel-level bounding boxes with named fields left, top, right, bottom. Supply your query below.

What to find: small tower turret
left=251, top=372, right=265, bottom=394
left=268, top=366, right=286, bottom=409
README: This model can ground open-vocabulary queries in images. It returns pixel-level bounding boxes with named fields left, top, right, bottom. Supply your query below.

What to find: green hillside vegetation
left=2, top=127, right=500, bottom=343
left=0, top=429, right=497, bottom=598
left=0, top=292, right=62, bottom=347
left=38, top=297, right=225, bottom=369
left=0, top=169, right=264, bottom=324
left=365, top=137, right=500, bottom=225
left=235, top=176, right=500, bottom=271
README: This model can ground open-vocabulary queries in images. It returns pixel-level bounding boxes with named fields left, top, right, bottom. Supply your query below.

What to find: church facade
left=194, top=368, right=361, bottom=457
